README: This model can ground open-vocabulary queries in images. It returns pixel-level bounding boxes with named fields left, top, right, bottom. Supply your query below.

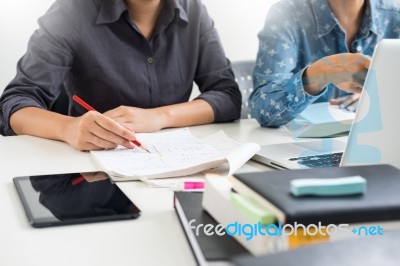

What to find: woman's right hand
left=303, top=53, right=371, bottom=95
left=63, top=111, right=136, bottom=151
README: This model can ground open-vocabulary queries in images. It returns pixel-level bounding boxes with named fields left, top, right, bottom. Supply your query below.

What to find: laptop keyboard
left=288, top=152, right=343, bottom=168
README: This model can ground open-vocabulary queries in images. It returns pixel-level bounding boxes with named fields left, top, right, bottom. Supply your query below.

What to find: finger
left=90, top=121, right=135, bottom=149
left=111, top=116, right=132, bottom=124
left=339, top=93, right=361, bottom=109
left=329, top=99, right=339, bottom=105
left=338, top=95, right=354, bottom=109
left=329, top=96, right=348, bottom=105
left=77, top=141, right=104, bottom=152
left=93, top=113, right=137, bottom=141
left=103, top=106, right=126, bottom=119
left=102, top=108, right=136, bottom=132
left=346, top=99, right=359, bottom=112
left=110, top=116, right=136, bottom=131
left=103, top=107, right=140, bottom=132
left=346, top=94, right=361, bottom=107
left=87, top=132, right=135, bottom=150
left=87, top=132, right=120, bottom=149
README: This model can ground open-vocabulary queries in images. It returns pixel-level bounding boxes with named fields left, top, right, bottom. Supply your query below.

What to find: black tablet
left=13, top=172, right=141, bottom=228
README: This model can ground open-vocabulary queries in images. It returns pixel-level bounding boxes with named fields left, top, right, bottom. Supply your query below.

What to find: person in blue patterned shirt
left=250, top=0, right=400, bottom=127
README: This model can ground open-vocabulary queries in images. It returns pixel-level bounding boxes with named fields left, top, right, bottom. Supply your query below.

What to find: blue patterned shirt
left=250, top=0, right=400, bottom=127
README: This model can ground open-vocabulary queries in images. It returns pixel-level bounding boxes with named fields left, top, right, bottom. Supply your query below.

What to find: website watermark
left=189, top=219, right=383, bottom=241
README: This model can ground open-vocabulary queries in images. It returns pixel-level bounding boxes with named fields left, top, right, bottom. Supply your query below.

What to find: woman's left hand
left=103, top=105, right=166, bottom=133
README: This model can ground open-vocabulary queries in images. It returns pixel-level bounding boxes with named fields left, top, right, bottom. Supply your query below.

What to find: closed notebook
left=230, top=164, right=400, bottom=225
left=233, top=230, right=400, bottom=266
left=284, top=102, right=354, bottom=138
left=174, top=192, right=248, bottom=266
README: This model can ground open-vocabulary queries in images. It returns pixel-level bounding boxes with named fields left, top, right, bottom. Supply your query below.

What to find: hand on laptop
left=303, top=53, right=371, bottom=96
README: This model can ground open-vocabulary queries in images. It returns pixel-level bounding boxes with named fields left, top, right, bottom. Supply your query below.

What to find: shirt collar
left=312, top=0, right=339, bottom=38
left=368, top=0, right=384, bottom=36
left=95, top=0, right=188, bottom=25
left=312, top=0, right=377, bottom=38
left=173, top=0, right=188, bottom=24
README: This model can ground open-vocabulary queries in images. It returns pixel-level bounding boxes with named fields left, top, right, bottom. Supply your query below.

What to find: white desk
left=0, top=119, right=291, bottom=266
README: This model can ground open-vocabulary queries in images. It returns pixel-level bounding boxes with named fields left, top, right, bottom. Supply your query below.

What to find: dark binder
left=233, top=230, right=400, bottom=266
left=174, top=192, right=248, bottom=265
left=233, top=164, right=400, bottom=224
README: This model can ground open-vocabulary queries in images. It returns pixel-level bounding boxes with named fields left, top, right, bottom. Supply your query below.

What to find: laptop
left=253, top=39, right=400, bottom=170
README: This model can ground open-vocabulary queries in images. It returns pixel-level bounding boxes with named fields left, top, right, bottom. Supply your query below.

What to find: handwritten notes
left=90, top=129, right=228, bottom=180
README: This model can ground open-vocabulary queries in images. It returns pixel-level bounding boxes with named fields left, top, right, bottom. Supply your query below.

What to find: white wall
left=202, top=0, right=278, bottom=61
left=0, top=0, right=56, bottom=93
left=0, top=0, right=278, bottom=93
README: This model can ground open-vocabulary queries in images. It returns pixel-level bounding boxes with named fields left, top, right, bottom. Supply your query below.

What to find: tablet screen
left=13, top=172, right=141, bottom=227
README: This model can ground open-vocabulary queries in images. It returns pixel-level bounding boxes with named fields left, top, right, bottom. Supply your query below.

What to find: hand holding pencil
left=68, top=95, right=149, bottom=152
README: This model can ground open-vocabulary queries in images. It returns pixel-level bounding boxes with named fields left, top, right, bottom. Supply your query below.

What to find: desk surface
left=0, top=119, right=291, bottom=266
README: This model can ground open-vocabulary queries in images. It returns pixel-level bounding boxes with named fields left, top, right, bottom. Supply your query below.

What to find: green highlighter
left=290, top=175, right=367, bottom=197
left=230, top=192, right=275, bottom=225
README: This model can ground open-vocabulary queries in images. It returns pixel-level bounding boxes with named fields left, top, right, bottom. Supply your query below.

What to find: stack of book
left=174, top=192, right=249, bottom=266
left=200, top=164, right=400, bottom=256
left=233, top=230, right=400, bottom=266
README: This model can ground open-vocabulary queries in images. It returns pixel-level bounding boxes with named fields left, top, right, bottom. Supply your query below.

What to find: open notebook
left=90, top=128, right=260, bottom=181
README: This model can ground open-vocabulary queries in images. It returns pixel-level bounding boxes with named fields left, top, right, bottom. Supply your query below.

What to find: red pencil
left=72, top=95, right=150, bottom=153
left=72, top=95, right=95, bottom=111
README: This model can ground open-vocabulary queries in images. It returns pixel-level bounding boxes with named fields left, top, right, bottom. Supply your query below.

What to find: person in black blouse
left=0, top=0, right=241, bottom=151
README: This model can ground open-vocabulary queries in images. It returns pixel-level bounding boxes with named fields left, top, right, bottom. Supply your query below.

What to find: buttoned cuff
left=292, top=66, right=328, bottom=107
left=195, top=91, right=241, bottom=122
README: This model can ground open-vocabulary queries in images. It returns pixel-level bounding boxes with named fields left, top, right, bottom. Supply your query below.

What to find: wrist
left=153, top=107, right=170, bottom=130
left=303, top=65, right=328, bottom=96
left=59, top=115, right=75, bottom=143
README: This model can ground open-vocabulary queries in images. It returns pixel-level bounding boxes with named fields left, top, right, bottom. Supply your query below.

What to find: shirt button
left=356, top=46, right=362, bottom=52
left=147, top=57, right=153, bottom=64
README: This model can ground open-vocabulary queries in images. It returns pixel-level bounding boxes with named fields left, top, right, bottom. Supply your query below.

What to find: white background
left=0, top=0, right=279, bottom=93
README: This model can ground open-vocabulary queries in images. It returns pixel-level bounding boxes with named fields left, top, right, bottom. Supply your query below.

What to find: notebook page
left=90, top=128, right=227, bottom=180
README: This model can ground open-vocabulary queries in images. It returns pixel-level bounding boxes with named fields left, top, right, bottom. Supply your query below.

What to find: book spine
left=174, top=196, right=208, bottom=266
left=203, top=177, right=336, bottom=254
left=202, top=177, right=285, bottom=255
left=229, top=176, right=287, bottom=223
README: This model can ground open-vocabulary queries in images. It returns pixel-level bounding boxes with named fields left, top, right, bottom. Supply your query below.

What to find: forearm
left=10, top=107, right=72, bottom=141
left=157, top=99, right=215, bottom=128
left=251, top=69, right=321, bottom=127
left=250, top=88, right=310, bottom=127
left=11, top=107, right=138, bottom=150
